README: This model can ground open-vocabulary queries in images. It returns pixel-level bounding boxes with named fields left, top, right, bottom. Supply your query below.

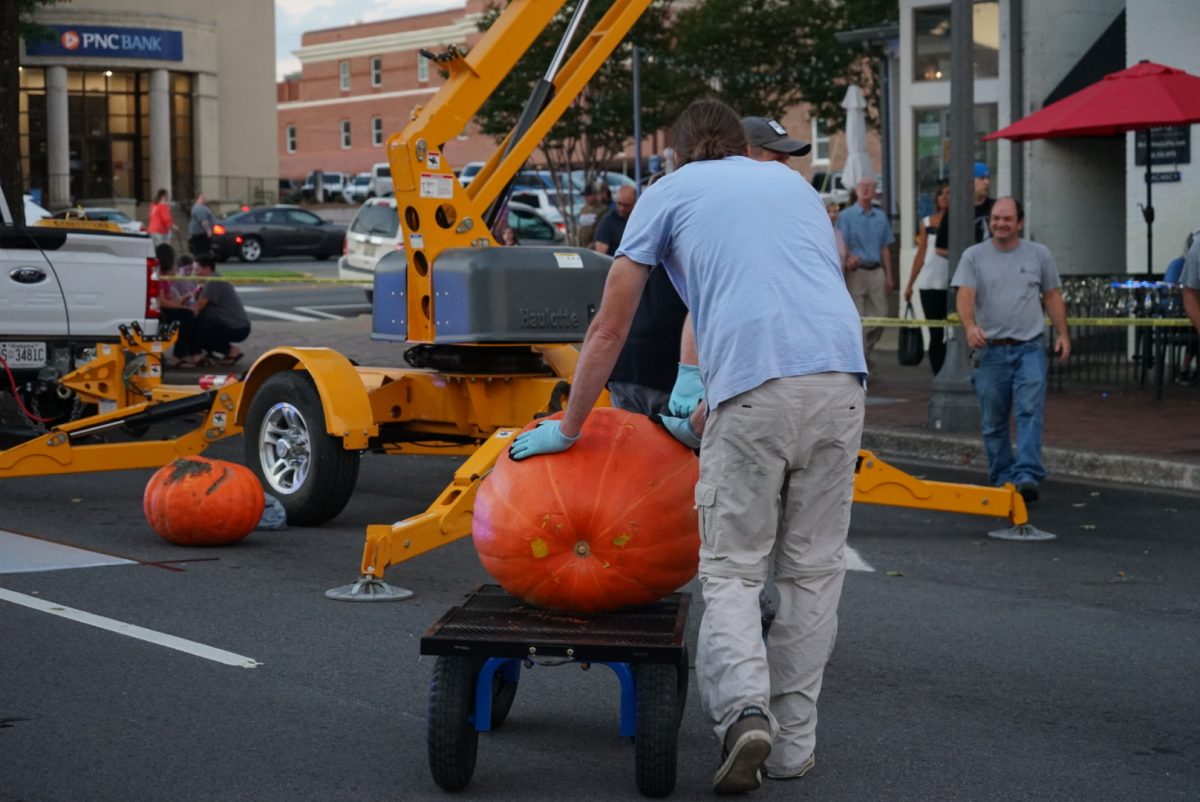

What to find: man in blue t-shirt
left=509, top=99, right=866, bottom=793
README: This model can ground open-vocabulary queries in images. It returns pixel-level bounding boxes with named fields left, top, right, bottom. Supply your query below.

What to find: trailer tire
left=634, top=663, right=679, bottom=798
left=428, top=656, right=479, bottom=792
left=244, top=370, right=359, bottom=526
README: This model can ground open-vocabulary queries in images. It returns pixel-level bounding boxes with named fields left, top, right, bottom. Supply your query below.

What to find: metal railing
left=1049, top=274, right=1197, bottom=391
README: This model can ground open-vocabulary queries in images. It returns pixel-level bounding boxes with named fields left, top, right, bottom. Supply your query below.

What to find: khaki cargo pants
left=694, top=373, right=864, bottom=776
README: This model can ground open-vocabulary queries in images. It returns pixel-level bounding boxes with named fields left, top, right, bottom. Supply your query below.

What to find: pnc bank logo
left=60, top=30, right=81, bottom=50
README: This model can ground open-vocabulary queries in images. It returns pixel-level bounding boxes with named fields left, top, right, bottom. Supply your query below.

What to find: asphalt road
left=3, top=443, right=1197, bottom=801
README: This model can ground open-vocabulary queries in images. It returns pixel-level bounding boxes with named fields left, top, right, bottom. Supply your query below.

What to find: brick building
left=276, top=1, right=494, bottom=182
left=277, top=1, right=882, bottom=189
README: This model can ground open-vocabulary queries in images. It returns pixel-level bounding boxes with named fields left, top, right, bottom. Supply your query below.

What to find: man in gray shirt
left=188, top=192, right=217, bottom=256
left=953, top=197, right=1070, bottom=502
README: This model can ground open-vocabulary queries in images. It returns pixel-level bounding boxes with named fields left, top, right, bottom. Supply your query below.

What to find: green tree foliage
left=1, top=0, right=67, bottom=225
left=671, top=0, right=896, bottom=130
left=473, top=0, right=684, bottom=237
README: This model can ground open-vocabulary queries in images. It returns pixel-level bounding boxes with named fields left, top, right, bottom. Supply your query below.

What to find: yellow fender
left=236, top=347, right=378, bottom=450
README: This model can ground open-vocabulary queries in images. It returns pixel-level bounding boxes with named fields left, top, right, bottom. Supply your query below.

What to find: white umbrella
left=840, top=85, right=873, bottom=191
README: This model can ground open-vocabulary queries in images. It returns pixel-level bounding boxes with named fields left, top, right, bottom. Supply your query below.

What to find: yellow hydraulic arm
left=385, top=0, right=653, bottom=342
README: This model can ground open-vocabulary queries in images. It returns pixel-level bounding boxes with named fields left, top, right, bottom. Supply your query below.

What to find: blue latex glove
left=509, top=419, right=580, bottom=461
left=668, top=363, right=704, bottom=418
left=652, top=414, right=702, bottom=449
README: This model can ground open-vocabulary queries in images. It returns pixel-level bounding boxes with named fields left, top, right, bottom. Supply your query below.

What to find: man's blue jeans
left=971, top=338, right=1047, bottom=487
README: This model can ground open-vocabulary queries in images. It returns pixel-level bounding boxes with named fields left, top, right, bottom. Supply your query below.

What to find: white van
left=371, top=163, right=393, bottom=197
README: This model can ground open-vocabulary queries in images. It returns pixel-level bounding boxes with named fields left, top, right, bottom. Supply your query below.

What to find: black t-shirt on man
left=598, top=212, right=688, bottom=394
left=935, top=196, right=996, bottom=250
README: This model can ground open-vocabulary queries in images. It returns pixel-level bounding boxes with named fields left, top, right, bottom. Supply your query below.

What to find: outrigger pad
left=325, top=576, right=414, bottom=602
left=988, top=524, right=1058, bottom=542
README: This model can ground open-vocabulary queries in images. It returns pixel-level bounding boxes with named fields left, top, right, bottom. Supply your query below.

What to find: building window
left=341, top=120, right=351, bottom=149
left=811, top=118, right=831, bottom=165
left=371, top=57, right=382, bottom=87
left=286, top=125, right=297, bottom=153
left=417, top=54, right=429, bottom=83
left=372, top=117, right=383, bottom=147
left=913, top=104, right=998, bottom=220
left=913, top=1, right=1000, bottom=83
left=340, top=60, right=350, bottom=91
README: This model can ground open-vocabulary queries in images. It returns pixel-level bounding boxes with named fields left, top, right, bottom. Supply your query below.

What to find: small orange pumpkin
left=144, top=457, right=265, bottom=546
left=473, top=408, right=700, bottom=613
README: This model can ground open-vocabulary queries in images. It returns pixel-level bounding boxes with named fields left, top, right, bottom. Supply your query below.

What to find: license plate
left=363, top=244, right=378, bottom=258
left=0, top=341, right=48, bottom=369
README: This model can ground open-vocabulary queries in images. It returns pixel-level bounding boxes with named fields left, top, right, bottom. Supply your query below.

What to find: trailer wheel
left=428, top=656, right=479, bottom=792
left=244, top=370, right=359, bottom=526
left=633, top=663, right=679, bottom=798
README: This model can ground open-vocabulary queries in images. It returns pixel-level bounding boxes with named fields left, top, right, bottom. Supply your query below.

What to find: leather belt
left=988, top=336, right=1039, bottom=347
left=859, top=262, right=881, bottom=270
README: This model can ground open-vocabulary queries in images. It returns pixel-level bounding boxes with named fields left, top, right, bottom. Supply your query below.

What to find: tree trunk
left=0, top=0, right=26, bottom=225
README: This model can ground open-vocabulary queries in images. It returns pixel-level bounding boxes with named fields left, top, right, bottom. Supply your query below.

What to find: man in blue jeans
left=953, top=197, right=1071, bottom=502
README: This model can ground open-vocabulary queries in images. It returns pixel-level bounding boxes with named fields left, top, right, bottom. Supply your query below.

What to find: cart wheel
left=634, top=663, right=679, bottom=798
left=428, top=656, right=479, bottom=792
left=674, top=647, right=690, bottom=731
left=490, top=671, right=519, bottom=729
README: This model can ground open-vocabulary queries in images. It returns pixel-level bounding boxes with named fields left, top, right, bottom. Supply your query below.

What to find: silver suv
left=338, top=197, right=564, bottom=302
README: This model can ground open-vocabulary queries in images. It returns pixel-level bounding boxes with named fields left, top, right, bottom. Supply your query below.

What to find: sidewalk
left=205, top=318, right=1200, bottom=495
left=862, top=349, right=1200, bottom=493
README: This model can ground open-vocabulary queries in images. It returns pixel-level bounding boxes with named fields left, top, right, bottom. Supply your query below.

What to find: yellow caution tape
left=161, top=275, right=369, bottom=286
left=861, top=316, right=1195, bottom=328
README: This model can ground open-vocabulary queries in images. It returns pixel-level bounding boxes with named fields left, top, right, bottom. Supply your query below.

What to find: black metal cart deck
left=420, top=584, right=692, bottom=798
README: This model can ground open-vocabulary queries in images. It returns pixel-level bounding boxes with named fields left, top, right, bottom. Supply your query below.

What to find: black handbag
left=897, top=302, right=924, bottom=366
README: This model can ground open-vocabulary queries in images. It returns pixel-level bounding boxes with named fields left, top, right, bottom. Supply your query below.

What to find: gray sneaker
left=713, top=707, right=772, bottom=794
left=765, top=753, right=815, bottom=780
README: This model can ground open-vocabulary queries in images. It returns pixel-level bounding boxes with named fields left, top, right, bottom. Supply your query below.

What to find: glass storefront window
left=913, top=1, right=1000, bottom=82
left=913, top=104, right=998, bottom=222
left=20, top=68, right=193, bottom=203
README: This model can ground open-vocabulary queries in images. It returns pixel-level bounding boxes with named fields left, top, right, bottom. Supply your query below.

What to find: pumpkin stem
left=167, top=458, right=213, bottom=484
left=573, top=541, right=591, bottom=558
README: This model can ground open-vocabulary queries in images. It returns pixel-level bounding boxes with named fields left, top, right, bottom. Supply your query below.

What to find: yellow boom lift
left=0, top=0, right=1047, bottom=600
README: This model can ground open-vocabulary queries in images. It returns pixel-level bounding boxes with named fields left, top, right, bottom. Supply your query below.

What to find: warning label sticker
left=553, top=252, right=584, bottom=269
left=419, top=173, right=455, bottom=199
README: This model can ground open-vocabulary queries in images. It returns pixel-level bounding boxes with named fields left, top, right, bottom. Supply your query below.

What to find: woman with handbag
left=904, top=182, right=950, bottom=374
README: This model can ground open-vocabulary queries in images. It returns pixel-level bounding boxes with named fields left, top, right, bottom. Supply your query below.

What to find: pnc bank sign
left=27, top=25, right=184, bottom=62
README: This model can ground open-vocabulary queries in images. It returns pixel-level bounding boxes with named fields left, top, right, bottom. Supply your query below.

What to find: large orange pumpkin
left=143, top=457, right=265, bottom=546
left=473, top=407, right=700, bottom=613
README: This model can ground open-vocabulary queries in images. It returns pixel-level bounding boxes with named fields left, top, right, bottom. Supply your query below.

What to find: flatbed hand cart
left=420, top=584, right=692, bottom=798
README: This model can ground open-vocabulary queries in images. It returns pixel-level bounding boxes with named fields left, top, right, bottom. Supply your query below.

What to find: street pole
left=632, top=44, right=643, bottom=192
left=928, top=0, right=981, bottom=433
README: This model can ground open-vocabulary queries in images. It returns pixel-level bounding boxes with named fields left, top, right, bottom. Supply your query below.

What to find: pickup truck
left=0, top=186, right=159, bottom=427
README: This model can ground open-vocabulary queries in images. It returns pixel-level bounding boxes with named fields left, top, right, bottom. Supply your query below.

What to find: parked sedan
left=211, top=205, right=345, bottom=262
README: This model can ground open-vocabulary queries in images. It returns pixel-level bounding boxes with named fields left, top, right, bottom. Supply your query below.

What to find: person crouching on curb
left=190, top=253, right=251, bottom=366
left=508, top=98, right=867, bottom=794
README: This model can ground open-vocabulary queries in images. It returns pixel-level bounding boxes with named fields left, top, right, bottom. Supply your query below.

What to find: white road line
left=242, top=305, right=319, bottom=322
left=0, top=529, right=134, bottom=574
left=0, top=587, right=262, bottom=669
left=846, top=545, right=875, bottom=572
left=293, top=306, right=346, bottom=320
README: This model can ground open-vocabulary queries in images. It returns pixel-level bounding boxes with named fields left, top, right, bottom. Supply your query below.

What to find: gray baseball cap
left=742, top=117, right=812, bottom=156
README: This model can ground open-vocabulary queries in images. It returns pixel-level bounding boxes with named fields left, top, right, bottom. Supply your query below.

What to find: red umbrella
left=985, top=61, right=1200, bottom=275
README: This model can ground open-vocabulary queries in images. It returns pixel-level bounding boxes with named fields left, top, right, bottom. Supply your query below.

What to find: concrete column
left=149, top=69, right=172, bottom=200
left=46, top=66, right=70, bottom=209
left=193, top=72, right=220, bottom=198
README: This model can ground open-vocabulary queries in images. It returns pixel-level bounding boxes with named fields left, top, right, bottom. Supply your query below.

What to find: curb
left=862, top=426, right=1200, bottom=495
